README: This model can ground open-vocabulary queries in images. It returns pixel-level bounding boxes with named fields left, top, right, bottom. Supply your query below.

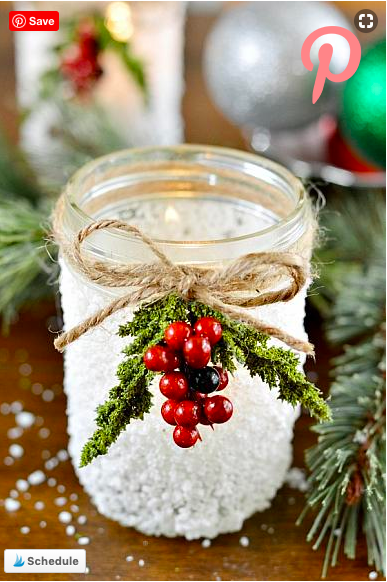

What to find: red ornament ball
left=143, top=345, right=179, bottom=372
left=173, top=425, right=200, bottom=448
left=161, top=400, right=178, bottom=425
left=159, top=372, right=189, bottom=400
left=183, top=336, right=211, bottom=369
left=174, top=400, right=200, bottom=427
left=164, top=321, right=193, bottom=351
left=194, top=317, right=223, bottom=345
left=204, top=395, right=233, bottom=424
left=214, top=366, right=229, bottom=391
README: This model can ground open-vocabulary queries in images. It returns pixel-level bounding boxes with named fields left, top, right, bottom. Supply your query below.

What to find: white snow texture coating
left=60, top=263, right=308, bottom=539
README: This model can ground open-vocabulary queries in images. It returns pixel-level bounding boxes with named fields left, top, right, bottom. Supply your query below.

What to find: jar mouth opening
left=64, top=144, right=307, bottom=246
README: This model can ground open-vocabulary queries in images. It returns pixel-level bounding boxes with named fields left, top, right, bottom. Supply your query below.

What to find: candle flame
left=164, top=206, right=179, bottom=223
left=105, top=2, right=133, bottom=43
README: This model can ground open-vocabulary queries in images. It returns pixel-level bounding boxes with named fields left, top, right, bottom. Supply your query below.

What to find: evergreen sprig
left=80, top=294, right=329, bottom=467
left=300, top=192, right=386, bottom=577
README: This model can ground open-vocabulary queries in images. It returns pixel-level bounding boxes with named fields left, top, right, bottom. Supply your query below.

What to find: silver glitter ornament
left=204, top=1, right=351, bottom=131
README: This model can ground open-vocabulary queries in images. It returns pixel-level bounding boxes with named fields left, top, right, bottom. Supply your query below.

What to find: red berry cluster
left=143, top=317, right=233, bottom=448
left=60, top=21, right=103, bottom=94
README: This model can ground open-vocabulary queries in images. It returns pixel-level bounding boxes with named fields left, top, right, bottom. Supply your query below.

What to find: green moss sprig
left=80, top=294, right=330, bottom=467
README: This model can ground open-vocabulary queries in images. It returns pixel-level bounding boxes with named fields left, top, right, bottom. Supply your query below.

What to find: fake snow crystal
left=54, top=497, right=67, bottom=507
left=16, top=479, right=29, bottom=492
left=77, top=537, right=90, bottom=546
left=28, top=470, right=46, bottom=486
left=5, top=498, right=20, bottom=512
left=60, top=248, right=308, bottom=539
left=369, top=572, right=378, bottom=581
left=15, top=411, right=35, bottom=428
left=70, top=504, right=79, bottom=513
left=138, top=560, right=145, bottom=567
left=47, top=478, right=57, bottom=487
left=9, top=444, right=24, bottom=458
left=42, top=389, right=54, bottom=402
left=20, top=526, right=30, bottom=534
left=57, top=484, right=66, bottom=493
left=239, top=536, right=250, bottom=547
left=38, top=428, right=50, bottom=439
left=4, top=457, right=14, bottom=466
left=10, top=490, right=19, bottom=498
left=125, top=556, right=134, bottom=562
left=201, top=539, right=211, bottom=548
left=285, top=467, right=309, bottom=492
left=59, top=511, right=72, bottom=524
left=40, top=521, right=47, bottom=528
left=66, top=525, right=76, bottom=536
left=34, top=501, right=45, bottom=510
left=0, top=403, right=11, bottom=415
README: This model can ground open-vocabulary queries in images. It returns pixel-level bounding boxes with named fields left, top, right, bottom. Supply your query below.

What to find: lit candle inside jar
left=59, top=146, right=313, bottom=539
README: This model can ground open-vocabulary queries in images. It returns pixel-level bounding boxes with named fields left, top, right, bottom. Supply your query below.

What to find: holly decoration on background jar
left=144, top=317, right=232, bottom=448
left=60, top=21, right=103, bottom=95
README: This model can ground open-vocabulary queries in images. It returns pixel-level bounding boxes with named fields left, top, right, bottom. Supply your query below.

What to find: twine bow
left=54, top=219, right=314, bottom=355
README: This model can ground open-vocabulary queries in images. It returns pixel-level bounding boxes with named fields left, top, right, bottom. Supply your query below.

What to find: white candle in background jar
left=14, top=1, right=186, bottom=157
left=57, top=146, right=314, bottom=539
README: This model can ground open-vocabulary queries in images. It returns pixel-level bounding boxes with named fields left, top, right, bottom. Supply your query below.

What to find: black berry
left=188, top=366, right=220, bottom=394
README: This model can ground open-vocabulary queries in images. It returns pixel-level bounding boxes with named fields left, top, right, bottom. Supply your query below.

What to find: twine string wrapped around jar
left=52, top=193, right=315, bottom=355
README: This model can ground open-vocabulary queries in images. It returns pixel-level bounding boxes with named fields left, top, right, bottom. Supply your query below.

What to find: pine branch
left=301, top=192, right=386, bottom=577
left=80, top=294, right=329, bottom=467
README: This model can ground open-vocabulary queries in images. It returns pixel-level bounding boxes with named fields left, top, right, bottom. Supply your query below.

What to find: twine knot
left=53, top=201, right=314, bottom=355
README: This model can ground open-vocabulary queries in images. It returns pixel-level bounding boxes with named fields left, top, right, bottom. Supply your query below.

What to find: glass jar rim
left=64, top=144, right=307, bottom=247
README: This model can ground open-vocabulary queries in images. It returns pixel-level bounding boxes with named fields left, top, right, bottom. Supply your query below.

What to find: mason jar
left=57, top=145, right=313, bottom=539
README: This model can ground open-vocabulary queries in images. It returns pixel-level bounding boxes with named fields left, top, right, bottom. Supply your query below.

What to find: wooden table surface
left=0, top=5, right=373, bottom=581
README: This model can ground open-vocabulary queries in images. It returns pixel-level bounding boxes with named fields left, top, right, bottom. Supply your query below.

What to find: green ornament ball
left=340, top=39, right=386, bottom=169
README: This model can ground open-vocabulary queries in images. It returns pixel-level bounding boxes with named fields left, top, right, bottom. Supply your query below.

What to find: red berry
left=194, top=317, right=222, bottom=345
left=173, top=425, right=200, bottom=448
left=214, top=366, right=229, bottom=391
left=143, top=345, right=179, bottom=372
left=164, top=321, right=193, bottom=351
left=161, top=399, right=178, bottom=425
left=204, top=395, right=233, bottom=424
left=183, top=336, right=211, bottom=369
left=198, top=403, right=212, bottom=426
left=174, top=400, right=200, bottom=427
left=159, top=372, right=189, bottom=400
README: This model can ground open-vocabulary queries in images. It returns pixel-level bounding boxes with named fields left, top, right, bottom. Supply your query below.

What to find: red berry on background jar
left=183, top=336, right=211, bottom=369
left=143, top=345, right=179, bottom=372
left=164, top=321, right=193, bottom=351
left=214, top=366, right=229, bottom=391
left=159, top=372, right=189, bottom=400
left=173, top=425, right=200, bottom=448
left=204, top=395, right=233, bottom=424
left=161, top=400, right=178, bottom=426
left=194, top=317, right=222, bottom=345
left=174, top=400, right=200, bottom=427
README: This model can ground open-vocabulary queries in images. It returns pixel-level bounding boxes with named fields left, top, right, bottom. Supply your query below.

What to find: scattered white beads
left=15, top=411, right=35, bottom=428
left=10, top=401, right=23, bottom=414
left=47, top=478, right=57, bottom=487
left=125, top=556, right=134, bottom=562
left=66, top=525, right=76, bottom=536
left=34, top=501, right=45, bottom=511
left=9, top=443, right=24, bottom=459
left=369, top=572, right=378, bottom=580
left=20, top=526, right=30, bottom=534
left=7, top=427, right=23, bottom=440
left=39, top=521, right=47, bottom=528
left=0, top=403, right=11, bottom=415
left=28, top=470, right=46, bottom=486
left=77, top=515, right=87, bottom=525
left=57, top=484, right=66, bottom=493
left=4, top=456, right=14, bottom=466
left=59, top=511, right=72, bottom=524
left=19, top=363, right=32, bottom=376
left=5, top=498, right=20, bottom=512
left=138, top=559, right=145, bottom=567
left=9, top=490, right=19, bottom=498
left=57, top=449, right=69, bottom=462
left=16, top=479, right=29, bottom=492
left=38, top=428, right=50, bottom=439
left=54, top=497, right=67, bottom=507
left=42, top=389, right=55, bottom=402
left=70, top=504, right=79, bottom=513
left=77, top=537, right=90, bottom=546
left=239, top=536, right=250, bottom=547
left=201, top=539, right=211, bottom=548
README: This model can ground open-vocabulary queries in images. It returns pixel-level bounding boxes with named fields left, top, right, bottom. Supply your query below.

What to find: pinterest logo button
left=11, top=14, right=26, bottom=28
left=301, top=26, right=361, bottom=104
